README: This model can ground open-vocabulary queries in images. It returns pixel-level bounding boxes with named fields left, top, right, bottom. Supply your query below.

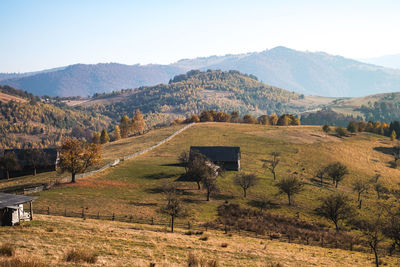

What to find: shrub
left=199, top=235, right=209, bottom=241
left=65, top=249, right=97, bottom=264
left=221, top=243, right=228, bottom=248
left=187, top=252, right=218, bottom=267
left=0, top=244, right=14, bottom=257
left=0, top=258, right=47, bottom=267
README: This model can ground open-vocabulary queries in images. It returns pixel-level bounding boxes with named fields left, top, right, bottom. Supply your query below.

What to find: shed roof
left=190, top=146, right=240, bottom=162
left=0, top=193, right=35, bottom=209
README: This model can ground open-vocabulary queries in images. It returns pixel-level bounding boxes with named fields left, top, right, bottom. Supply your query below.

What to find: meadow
left=31, top=122, right=400, bottom=226
left=1, top=214, right=399, bottom=266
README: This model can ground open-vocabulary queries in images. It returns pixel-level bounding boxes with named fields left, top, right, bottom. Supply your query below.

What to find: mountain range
left=2, top=46, right=400, bottom=97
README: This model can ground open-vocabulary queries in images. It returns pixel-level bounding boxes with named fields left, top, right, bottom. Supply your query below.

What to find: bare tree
left=359, top=211, right=385, bottom=267
left=374, top=182, right=389, bottom=199
left=178, top=151, right=190, bottom=174
left=186, top=152, right=207, bottom=190
left=276, top=176, right=303, bottom=205
left=325, top=162, right=348, bottom=188
left=234, top=173, right=259, bottom=198
left=202, top=169, right=220, bottom=201
left=352, top=179, right=370, bottom=202
left=263, top=152, right=280, bottom=180
left=315, top=167, right=326, bottom=186
left=159, top=183, right=187, bottom=233
left=315, top=193, right=354, bottom=231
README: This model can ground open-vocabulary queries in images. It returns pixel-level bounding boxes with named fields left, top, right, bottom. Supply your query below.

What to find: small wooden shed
left=0, top=193, right=35, bottom=226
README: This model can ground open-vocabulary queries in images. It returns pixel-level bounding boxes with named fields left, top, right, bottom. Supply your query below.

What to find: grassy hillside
left=0, top=124, right=186, bottom=190
left=2, top=214, right=398, bottom=266
left=32, top=123, right=400, bottom=226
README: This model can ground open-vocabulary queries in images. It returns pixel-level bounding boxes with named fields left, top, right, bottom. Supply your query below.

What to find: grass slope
left=32, top=123, right=400, bottom=226
left=1, top=214, right=399, bottom=266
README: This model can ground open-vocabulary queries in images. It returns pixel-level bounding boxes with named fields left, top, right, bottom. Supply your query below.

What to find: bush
left=0, top=258, right=47, bottom=267
left=187, top=252, right=218, bottom=267
left=65, top=249, right=97, bottom=264
left=221, top=243, right=228, bottom=248
left=199, top=235, right=209, bottom=241
left=0, top=244, right=14, bottom=257
left=335, top=126, right=348, bottom=137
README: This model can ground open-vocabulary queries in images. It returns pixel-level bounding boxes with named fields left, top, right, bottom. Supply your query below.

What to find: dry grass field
left=1, top=214, right=399, bottom=266
left=31, top=123, right=400, bottom=224
left=0, top=92, right=27, bottom=103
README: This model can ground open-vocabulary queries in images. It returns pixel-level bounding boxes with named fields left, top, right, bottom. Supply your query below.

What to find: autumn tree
left=132, top=109, right=146, bottom=135
left=58, top=138, right=102, bottom=183
left=269, top=113, right=278, bottom=125
left=0, top=151, right=20, bottom=180
left=159, top=183, right=187, bottom=233
left=23, top=148, right=49, bottom=176
left=243, top=114, right=257, bottom=124
left=114, top=125, right=121, bottom=141
left=335, top=126, right=347, bottom=137
left=347, top=121, right=358, bottom=133
left=120, top=115, right=131, bottom=138
left=202, top=168, right=220, bottom=201
left=325, top=162, right=348, bottom=188
left=186, top=152, right=208, bottom=190
left=263, top=152, right=280, bottom=180
left=315, top=193, right=354, bottom=231
left=92, top=131, right=101, bottom=144
left=230, top=111, right=240, bottom=123
left=276, top=176, right=304, bottom=205
left=258, top=115, right=270, bottom=125
left=100, top=129, right=110, bottom=144
left=234, top=173, right=259, bottom=198
left=391, top=130, right=397, bottom=141
left=315, top=167, right=326, bottom=186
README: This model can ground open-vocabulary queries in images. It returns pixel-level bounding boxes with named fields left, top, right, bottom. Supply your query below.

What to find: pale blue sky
left=1, top=0, right=400, bottom=72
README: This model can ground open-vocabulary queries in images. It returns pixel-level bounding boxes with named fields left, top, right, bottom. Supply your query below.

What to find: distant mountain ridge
left=2, top=46, right=400, bottom=97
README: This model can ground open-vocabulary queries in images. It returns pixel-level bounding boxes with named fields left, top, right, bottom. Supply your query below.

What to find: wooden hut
left=190, top=146, right=241, bottom=171
left=0, top=193, right=35, bottom=226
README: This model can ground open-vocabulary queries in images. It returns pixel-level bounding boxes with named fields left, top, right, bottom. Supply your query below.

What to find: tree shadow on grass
left=213, top=193, right=235, bottom=201
left=248, top=199, right=280, bottom=210
left=161, top=163, right=182, bottom=167
left=374, top=146, right=394, bottom=155
left=144, top=172, right=177, bottom=180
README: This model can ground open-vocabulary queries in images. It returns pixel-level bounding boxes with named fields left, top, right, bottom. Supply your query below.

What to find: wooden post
left=97, top=212, right=100, bottom=220
left=151, top=217, right=154, bottom=225
left=29, top=201, right=33, bottom=221
left=112, top=213, right=115, bottom=221
left=47, top=206, right=50, bottom=215
left=64, top=208, right=67, bottom=217
left=81, top=208, right=84, bottom=219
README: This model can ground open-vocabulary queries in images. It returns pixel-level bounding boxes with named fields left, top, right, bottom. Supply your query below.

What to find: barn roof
left=190, top=146, right=240, bottom=162
left=0, top=193, right=35, bottom=209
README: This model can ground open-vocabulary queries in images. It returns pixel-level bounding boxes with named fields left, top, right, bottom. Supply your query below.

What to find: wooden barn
left=0, top=193, right=35, bottom=226
left=190, top=146, right=241, bottom=171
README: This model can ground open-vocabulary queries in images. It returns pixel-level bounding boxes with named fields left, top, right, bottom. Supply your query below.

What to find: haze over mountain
left=360, top=53, right=400, bottom=69
left=2, top=46, right=400, bottom=97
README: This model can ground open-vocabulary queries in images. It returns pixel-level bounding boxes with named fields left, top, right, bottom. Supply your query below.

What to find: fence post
left=47, top=207, right=50, bottom=215
left=151, top=217, right=154, bottom=225
left=64, top=208, right=67, bottom=217
left=188, top=221, right=191, bottom=229
left=112, top=213, right=115, bottom=221
left=97, top=212, right=100, bottom=220
left=129, top=215, right=132, bottom=223
left=81, top=208, right=85, bottom=219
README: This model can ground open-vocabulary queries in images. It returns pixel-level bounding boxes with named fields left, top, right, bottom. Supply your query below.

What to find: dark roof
left=0, top=193, right=35, bottom=209
left=190, top=146, right=240, bottom=162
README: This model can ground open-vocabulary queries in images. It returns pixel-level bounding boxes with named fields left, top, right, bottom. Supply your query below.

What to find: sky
left=1, top=0, right=400, bottom=72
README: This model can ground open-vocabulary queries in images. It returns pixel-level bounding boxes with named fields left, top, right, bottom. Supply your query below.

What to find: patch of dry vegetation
left=1, top=215, right=399, bottom=266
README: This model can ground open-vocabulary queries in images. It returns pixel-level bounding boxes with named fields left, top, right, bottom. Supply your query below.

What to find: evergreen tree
left=100, top=129, right=110, bottom=144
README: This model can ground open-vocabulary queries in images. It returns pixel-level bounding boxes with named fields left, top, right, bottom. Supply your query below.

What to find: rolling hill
left=2, top=47, right=400, bottom=97
left=3, top=122, right=400, bottom=266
